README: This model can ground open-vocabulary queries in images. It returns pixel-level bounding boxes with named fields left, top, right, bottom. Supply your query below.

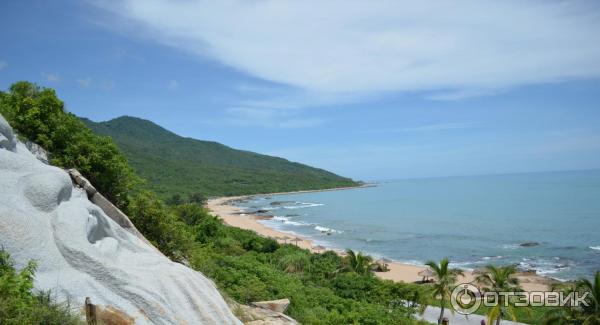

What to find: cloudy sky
left=1, top=0, right=600, bottom=180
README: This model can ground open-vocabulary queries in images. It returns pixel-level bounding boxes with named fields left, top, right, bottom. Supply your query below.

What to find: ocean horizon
left=235, top=169, right=600, bottom=281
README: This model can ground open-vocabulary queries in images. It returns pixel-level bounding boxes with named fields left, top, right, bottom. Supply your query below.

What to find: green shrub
left=0, top=250, right=82, bottom=325
left=127, top=191, right=193, bottom=259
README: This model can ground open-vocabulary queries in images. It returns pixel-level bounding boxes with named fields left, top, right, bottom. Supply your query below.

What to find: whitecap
left=282, top=202, right=324, bottom=209
left=501, top=244, right=521, bottom=250
left=315, top=225, right=343, bottom=234
left=286, top=220, right=309, bottom=226
left=590, top=246, right=600, bottom=251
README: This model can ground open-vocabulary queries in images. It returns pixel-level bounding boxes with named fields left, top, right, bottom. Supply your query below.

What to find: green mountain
left=82, top=116, right=359, bottom=199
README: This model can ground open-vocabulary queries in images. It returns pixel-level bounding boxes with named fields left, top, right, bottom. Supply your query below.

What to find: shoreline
left=207, top=190, right=554, bottom=292
left=207, top=183, right=375, bottom=201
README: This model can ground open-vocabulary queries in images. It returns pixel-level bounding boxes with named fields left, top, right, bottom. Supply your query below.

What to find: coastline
left=207, top=191, right=554, bottom=292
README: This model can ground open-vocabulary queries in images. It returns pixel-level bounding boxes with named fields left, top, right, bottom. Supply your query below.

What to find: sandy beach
left=208, top=195, right=553, bottom=292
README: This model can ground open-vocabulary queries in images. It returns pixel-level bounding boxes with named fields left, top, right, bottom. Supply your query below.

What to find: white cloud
left=43, top=73, right=60, bottom=83
left=0, top=61, right=7, bottom=70
left=76, top=77, right=92, bottom=88
left=94, top=0, right=600, bottom=98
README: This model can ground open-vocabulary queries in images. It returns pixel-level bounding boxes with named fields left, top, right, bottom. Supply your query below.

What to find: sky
left=1, top=0, right=600, bottom=181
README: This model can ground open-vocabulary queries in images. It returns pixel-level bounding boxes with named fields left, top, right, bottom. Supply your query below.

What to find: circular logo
left=451, top=283, right=481, bottom=315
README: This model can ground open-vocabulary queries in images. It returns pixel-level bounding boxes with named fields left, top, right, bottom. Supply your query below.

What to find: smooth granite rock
left=0, top=114, right=241, bottom=325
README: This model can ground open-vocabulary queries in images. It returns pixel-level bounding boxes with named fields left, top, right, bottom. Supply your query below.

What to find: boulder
left=230, top=301, right=296, bottom=325
left=251, top=299, right=291, bottom=314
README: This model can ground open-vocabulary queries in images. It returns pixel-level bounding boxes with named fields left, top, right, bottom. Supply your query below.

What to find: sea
left=233, top=170, right=600, bottom=281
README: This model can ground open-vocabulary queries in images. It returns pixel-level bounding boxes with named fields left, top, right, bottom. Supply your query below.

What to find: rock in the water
left=0, top=113, right=241, bottom=324
left=520, top=242, right=540, bottom=247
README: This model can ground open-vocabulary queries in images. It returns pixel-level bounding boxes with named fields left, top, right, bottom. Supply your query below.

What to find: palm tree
left=542, top=281, right=581, bottom=325
left=340, top=249, right=374, bottom=276
left=476, top=265, right=522, bottom=325
left=425, top=257, right=464, bottom=324
left=542, top=272, right=600, bottom=324
left=574, top=271, right=600, bottom=324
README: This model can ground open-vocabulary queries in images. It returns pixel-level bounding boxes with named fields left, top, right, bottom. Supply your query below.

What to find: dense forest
left=1, top=82, right=596, bottom=325
left=83, top=116, right=359, bottom=200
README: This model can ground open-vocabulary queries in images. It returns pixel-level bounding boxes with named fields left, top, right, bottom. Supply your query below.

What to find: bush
left=0, top=249, right=82, bottom=325
left=127, top=191, right=193, bottom=259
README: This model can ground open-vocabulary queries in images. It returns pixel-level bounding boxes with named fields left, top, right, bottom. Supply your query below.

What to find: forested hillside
left=83, top=116, right=359, bottom=200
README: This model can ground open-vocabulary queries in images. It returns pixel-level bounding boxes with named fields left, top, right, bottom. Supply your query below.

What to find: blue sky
left=1, top=0, right=600, bottom=180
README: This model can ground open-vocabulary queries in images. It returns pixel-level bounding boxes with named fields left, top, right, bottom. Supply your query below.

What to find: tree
left=476, top=265, right=522, bottom=325
left=425, top=257, right=464, bottom=324
left=188, top=192, right=207, bottom=205
left=545, top=271, right=600, bottom=324
left=166, top=194, right=183, bottom=206
left=574, top=271, right=600, bottom=324
left=339, top=249, right=374, bottom=276
left=127, top=191, right=193, bottom=259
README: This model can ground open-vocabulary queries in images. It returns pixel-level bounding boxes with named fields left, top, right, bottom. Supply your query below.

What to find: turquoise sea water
left=234, top=170, right=600, bottom=280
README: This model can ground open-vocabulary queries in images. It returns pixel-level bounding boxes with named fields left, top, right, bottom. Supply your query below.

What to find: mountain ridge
left=82, top=115, right=359, bottom=199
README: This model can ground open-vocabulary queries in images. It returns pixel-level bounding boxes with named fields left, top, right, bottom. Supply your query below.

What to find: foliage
left=425, top=257, right=464, bottom=324
left=186, top=219, right=431, bottom=324
left=542, top=271, right=600, bottom=324
left=475, top=265, right=525, bottom=325
left=166, top=193, right=208, bottom=206
left=83, top=115, right=359, bottom=199
left=126, top=191, right=194, bottom=260
left=0, top=249, right=82, bottom=325
left=0, top=81, right=138, bottom=207
left=339, top=249, right=375, bottom=276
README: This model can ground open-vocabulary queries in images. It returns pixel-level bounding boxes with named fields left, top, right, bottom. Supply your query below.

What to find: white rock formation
left=0, top=114, right=241, bottom=324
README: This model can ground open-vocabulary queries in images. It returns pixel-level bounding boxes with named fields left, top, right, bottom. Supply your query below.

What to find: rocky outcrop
left=67, top=169, right=150, bottom=246
left=230, top=301, right=297, bottom=325
left=251, top=299, right=291, bottom=314
left=25, top=140, right=49, bottom=164
left=0, top=114, right=241, bottom=324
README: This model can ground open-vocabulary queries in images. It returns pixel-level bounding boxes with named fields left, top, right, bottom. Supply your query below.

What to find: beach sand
left=208, top=195, right=553, bottom=292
